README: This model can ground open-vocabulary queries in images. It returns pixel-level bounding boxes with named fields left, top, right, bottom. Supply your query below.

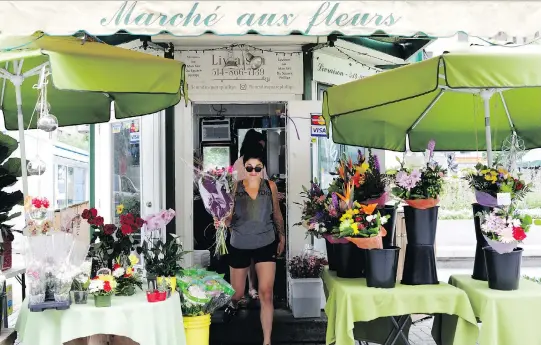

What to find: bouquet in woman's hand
left=197, top=167, right=236, bottom=256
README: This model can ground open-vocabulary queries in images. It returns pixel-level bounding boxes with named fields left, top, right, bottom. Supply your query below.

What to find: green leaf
left=522, top=215, right=533, bottom=226
left=0, top=133, right=17, bottom=163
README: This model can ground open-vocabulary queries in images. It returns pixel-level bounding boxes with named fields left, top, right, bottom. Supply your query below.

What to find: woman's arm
left=269, top=180, right=285, bottom=239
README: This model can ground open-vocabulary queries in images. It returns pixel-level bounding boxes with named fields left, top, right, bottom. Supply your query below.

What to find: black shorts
left=228, top=241, right=278, bottom=269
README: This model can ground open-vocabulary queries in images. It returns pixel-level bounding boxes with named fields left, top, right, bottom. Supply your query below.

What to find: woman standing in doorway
left=222, top=146, right=285, bottom=345
left=232, top=129, right=268, bottom=302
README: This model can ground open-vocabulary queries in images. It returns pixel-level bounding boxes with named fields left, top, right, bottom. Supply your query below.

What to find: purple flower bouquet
left=198, top=168, right=235, bottom=256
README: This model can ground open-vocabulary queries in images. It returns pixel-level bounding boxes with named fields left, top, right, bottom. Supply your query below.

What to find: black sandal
left=222, top=302, right=238, bottom=323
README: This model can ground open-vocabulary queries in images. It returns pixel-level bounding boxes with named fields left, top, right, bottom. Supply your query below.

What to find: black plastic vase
left=401, top=206, right=439, bottom=285
left=325, top=240, right=337, bottom=271
left=365, top=246, right=400, bottom=288
left=484, top=247, right=523, bottom=291
left=379, top=206, right=398, bottom=248
left=472, top=203, right=493, bottom=281
left=336, top=242, right=366, bottom=278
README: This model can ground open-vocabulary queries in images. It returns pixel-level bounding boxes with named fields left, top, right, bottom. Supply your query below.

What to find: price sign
left=497, top=193, right=512, bottom=206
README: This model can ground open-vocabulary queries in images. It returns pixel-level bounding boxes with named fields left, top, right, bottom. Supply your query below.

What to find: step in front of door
left=210, top=308, right=327, bottom=345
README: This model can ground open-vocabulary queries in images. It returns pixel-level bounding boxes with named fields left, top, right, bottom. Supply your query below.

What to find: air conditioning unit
left=201, top=118, right=231, bottom=142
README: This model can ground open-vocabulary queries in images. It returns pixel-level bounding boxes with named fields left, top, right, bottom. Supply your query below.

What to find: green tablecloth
left=16, top=292, right=186, bottom=345
left=322, top=269, right=478, bottom=345
left=449, top=274, right=541, bottom=345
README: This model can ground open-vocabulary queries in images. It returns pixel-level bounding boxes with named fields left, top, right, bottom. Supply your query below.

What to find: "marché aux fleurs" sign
left=99, top=1, right=401, bottom=35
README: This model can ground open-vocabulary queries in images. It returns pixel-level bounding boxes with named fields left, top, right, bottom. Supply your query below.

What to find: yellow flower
left=480, top=169, right=489, bottom=174
left=116, top=204, right=124, bottom=214
left=357, top=162, right=370, bottom=174
left=353, top=209, right=360, bottom=215
left=126, top=267, right=134, bottom=276
left=351, top=223, right=359, bottom=235
left=129, top=254, right=139, bottom=266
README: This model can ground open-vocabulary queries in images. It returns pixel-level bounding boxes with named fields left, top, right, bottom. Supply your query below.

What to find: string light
left=333, top=47, right=383, bottom=73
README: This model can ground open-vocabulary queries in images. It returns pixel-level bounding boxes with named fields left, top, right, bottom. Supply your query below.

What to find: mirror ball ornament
left=37, top=113, right=58, bottom=133
left=27, top=158, right=46, bottom=175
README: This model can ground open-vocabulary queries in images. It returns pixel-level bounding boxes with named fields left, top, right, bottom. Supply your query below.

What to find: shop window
left=112, top=120, right=141, bottom=225
left=202, top=146, right=231, bottom=171
left=55, top=164, right=87, bottom=209
left=316, top=84, right=365, bottom=190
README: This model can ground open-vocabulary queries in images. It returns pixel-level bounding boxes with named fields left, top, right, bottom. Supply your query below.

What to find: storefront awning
left=0, top=1, right=540, bottom=39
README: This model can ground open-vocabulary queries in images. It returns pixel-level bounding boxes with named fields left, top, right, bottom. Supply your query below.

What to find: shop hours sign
left=178, top=48, right=303, bottom=94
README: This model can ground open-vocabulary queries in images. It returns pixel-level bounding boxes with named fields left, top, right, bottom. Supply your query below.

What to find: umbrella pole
left=480, top=90, right=495, bottom=166
left=15, top=84, right=28, bottom=198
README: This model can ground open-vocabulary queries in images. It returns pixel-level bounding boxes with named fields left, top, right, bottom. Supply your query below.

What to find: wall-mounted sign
left=178, top=48, right=303, bottom=94
left=130, top=132, right=140, bottom=143
left=313, top=51, right=377, bottom=86
left=310, top=113, right=327, bottom=137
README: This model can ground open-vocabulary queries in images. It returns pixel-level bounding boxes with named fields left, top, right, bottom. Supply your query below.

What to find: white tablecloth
left=16, top=292, right=186, bottom=345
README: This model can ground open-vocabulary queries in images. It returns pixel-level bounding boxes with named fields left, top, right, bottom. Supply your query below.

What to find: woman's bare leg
left=248, top=260, right=259, bottom=298
left=230, top=266, right=249, bottom=305
left=255, top=262, right=276, bottom=344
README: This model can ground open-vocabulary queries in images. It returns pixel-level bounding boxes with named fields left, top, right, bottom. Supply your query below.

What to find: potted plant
left=140, top=233, right=187, bottom=293
left=88, top=269, right=117, bottom=307
left=0, top=132, right=40, bottom=271
left=112, top=254, right=143, bottom=296
left=333, top=201, right=390, bottom=281
left=288, top=253, right=327, bottom=318
left=465, top=164, right=531, bottom=281
left=478, top=207, right=536, bottom=290
left=71, top=272, right=90, bottom=304
left=388, top=140, right=446, bottom=285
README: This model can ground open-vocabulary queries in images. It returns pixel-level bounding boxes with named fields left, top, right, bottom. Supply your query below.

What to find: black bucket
left=401, top=206, right=439, bottom=285
left=365, top=246, right=400, bottom=288
left=379, top=206, right=398, bottom=248
left=325, top=240, right=337, bottom=271
left=484, top=247, right=523, bottom=291
left=336, top=242, right=365, bottom=278
left=472, top=203, right=493, bottom=281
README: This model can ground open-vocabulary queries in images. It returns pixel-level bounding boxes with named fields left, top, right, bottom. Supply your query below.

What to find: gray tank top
left=230, top=180, right=276, bottom=250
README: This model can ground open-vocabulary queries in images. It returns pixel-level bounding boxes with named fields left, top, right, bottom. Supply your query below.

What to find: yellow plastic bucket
left=184, top=314, right=211, bottom=345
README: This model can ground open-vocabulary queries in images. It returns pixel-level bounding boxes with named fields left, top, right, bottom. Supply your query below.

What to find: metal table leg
left=2, top=280, right=7, bottom=329
left=383, top=315, right=411, bottom=345
left=16, top=273, right=26, bottom=300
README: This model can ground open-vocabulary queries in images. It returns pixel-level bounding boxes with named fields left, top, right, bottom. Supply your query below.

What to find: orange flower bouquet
left=334, top=202, right=389, bottom=249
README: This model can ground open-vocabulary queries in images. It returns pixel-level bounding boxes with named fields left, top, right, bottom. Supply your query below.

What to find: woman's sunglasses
left=245, top=166, right=263, bottom=173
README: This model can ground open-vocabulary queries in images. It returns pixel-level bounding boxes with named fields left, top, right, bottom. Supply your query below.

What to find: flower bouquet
left=294, top=179, right=329, bottom=238
left=354, top=149, right=390, bottom=206
left=89, top=269, right=117, bottom=307
left=465, top=163, right=531, bottom=207
left=335, top=202, right=389, bottom=249
left=288, top=253, right=328, bottom=279
left=477, top=206, right=537, bottom=290
left=197, top=166, right=236, bottom=256
left=387, top=140, right=445, bottom=285
left=84, top=207, right=145, bottom=272
left=25, top=196, right=53, bottom=236
left=112, top=254, right=143, bottom=296
left=389, top=142, right=446, bottom=209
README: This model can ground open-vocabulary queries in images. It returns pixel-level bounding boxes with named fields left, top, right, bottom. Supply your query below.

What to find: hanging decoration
left=35, top=66, right=58, bottom=133
left=499, top=132, right=526, bottom=173
left=27, top=157, right=46, bottom=176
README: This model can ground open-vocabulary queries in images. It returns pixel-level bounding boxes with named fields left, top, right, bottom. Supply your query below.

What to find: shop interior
left=192, top=102, right=289, bottom=308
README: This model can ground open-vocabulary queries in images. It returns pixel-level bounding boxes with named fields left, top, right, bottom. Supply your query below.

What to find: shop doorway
left=192, top=102, right=289, bottom=308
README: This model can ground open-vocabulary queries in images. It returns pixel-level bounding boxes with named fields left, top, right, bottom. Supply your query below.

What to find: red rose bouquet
left=83, top=207, right=145, bottom=269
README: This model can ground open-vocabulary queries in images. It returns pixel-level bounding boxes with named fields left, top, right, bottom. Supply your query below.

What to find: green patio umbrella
left=322, top=51, right=541, bottom=166
left=0, top=33, right=187, bottom=196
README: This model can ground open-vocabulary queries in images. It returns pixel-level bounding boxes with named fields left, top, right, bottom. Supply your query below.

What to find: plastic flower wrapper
left=197, top=168, right=235, bottom=256
left=177, top=269, right=234, bottom=316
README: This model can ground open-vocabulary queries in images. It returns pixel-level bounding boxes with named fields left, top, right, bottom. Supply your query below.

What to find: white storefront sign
left=313, top=50, right=377, bottom=85
left=1, top=1, right=540, bottom=40
left=178, top=48, right=303, bottom=94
